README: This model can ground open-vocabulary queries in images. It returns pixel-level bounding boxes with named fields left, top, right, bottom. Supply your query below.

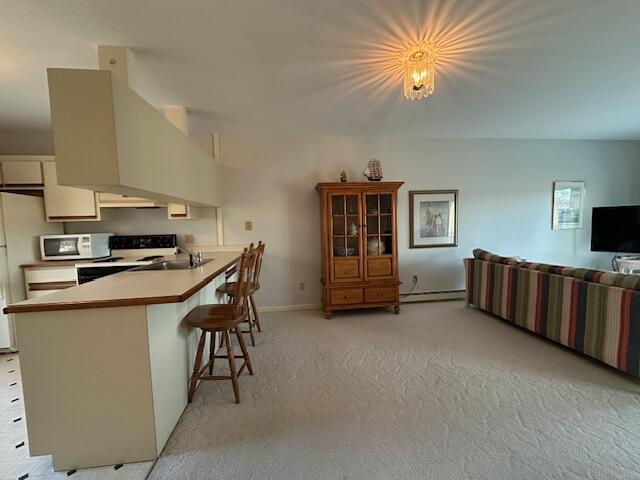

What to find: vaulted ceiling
left=2, top=0, right=640, bottom=139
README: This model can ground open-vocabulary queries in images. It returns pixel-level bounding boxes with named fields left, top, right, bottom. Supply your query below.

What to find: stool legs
left=250, top=295, right=262, bottom=332
left=235, top=327, right=253, bottom=375
left=208, top=332, right=216, bottom=375
left=246, top=308, right=256, bottom=347
left=188, top=331, right=207, bottom=403
left=187, top=326, right=255, bottom=403
left=224, top=330, right=240, bottom=403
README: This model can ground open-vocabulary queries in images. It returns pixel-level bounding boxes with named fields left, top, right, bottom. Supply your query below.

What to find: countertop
left=6, top=250, right=243, bottom=314
left=20, top=260, right=93, bottom=269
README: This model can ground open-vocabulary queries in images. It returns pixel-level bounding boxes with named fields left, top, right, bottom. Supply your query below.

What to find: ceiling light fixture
left=402, top=43, right=435, bottom=100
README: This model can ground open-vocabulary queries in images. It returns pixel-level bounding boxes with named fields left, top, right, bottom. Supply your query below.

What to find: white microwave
left=40, top=233, right=113, bottom=261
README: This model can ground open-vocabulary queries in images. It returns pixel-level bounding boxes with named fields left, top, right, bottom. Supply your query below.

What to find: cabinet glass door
left=329, top=193, right=362, bottom=282
left=363, top=192, right=395, bottom=279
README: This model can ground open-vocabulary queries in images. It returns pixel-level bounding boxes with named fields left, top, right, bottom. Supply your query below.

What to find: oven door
left=76, top=265, right=137, bottom=284
left=41, top=236, right=83, bottom=260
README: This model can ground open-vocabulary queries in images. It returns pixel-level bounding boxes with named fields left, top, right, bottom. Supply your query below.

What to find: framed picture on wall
left=409, top=190, right=458, bottom=248
left=552, top=181, right=585, bottom=230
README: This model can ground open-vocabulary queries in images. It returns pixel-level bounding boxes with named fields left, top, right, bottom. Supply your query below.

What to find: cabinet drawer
left=24, top=266, right=78, bottom=284
left=329, top=288, right=363, bottom=305
left=364, top=286, right=397, bottom=303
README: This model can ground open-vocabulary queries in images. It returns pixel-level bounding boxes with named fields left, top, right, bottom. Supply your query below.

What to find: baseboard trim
left=258, top=303, right=322, bottom=313
left=257, top=291, right=466, bottom=312
left=400, top=290, right=466, bottom=303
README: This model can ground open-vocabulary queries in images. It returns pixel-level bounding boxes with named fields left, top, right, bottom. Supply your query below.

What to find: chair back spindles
left=252, top=242, right=265, bottom=289
left=232, top=244, right=258, bottom=319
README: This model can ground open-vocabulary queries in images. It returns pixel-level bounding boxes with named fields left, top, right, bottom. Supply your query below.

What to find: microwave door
left=44, top=237, right=80, bottom=258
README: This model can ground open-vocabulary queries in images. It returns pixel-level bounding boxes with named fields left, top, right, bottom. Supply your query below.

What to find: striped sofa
left=464, top=249, right=640, bottom=378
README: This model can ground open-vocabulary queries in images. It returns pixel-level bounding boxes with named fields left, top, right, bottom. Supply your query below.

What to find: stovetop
left=77, top=234, right=179, bottom=269
left=92, top=257, right=125, bottom=263
left=89, top=254, right=167, bottom=264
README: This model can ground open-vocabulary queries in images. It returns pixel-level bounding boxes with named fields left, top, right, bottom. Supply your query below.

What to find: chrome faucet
left=178, top=245, right=203, bottom=268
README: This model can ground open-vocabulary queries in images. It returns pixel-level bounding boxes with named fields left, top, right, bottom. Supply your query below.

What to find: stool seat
left=185, top=304, right=249, bottom=330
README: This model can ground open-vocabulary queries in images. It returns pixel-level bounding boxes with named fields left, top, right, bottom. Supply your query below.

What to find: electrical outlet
left=299, top=282, right=306, bottom=290
left=244, top=221, right=253, bottom=231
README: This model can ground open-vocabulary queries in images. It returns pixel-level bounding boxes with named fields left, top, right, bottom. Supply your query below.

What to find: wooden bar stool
left=186, top=246, right=258, bottom=403
left=217, top=241, right=265, bottom=346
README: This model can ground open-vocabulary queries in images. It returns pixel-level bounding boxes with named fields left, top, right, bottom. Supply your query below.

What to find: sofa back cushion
left=472, top=248, right=519, bottom=266
left=518, top=261, right=575, bottom=276
left=571, top=268, right=640, bottom=292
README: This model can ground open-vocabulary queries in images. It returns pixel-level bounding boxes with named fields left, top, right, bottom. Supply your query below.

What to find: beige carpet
left=149, top=302, right=640, bottom=480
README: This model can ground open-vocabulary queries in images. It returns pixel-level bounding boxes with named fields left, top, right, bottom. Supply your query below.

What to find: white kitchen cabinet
left=167, top=203, right=196, bottom=220
left=42, top=161, right=100, bottom=221
left=23, top=265, right=78, bottom=300
left=1, top=156, right=44, bottom=186
left=98, top=192, right=162, bottom=208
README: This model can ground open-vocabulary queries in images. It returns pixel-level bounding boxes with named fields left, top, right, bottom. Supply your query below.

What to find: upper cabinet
left=1, top=156, right=45, bottom=187
left=42, top=161, right=100, bottom=222
left=97, top=192, right=161, bottom=208
left=167, top=202, right=196, bottom=220
left=0, top=156, right=195, bottom=222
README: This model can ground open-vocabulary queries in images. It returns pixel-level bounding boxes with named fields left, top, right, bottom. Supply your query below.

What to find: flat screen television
left=591, top=206, right=640, bottom=253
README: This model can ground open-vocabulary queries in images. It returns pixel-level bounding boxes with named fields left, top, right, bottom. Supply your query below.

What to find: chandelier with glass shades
left=402, top=43, right=435, bottom=100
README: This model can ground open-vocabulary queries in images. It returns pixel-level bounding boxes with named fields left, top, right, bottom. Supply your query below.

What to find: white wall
left=65, top=207, right=217, bottom=247
left=0, top=130, right=53, bottom=155
left=217, top=134, right=640, bottom=308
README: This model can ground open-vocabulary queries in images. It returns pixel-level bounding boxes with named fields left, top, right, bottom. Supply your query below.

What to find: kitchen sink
left=133, top=259, right=213, bottom=271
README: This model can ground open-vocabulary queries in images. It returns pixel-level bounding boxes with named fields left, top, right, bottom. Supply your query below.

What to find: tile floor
left=0, top=352, right=154, bottom=480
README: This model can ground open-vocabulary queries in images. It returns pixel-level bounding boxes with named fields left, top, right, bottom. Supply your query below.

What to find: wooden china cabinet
left=316, top=182, right=404, bottom=319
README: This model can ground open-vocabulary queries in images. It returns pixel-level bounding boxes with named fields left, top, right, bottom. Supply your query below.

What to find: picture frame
left=409, top=190, right=458, bottom=248
left=552, top=181, right=585, bottom=230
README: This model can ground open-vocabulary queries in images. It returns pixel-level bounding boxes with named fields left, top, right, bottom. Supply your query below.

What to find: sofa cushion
left=571, top=268, right=640, bottom=291
left=472, top=248, right=519, bottom=266
left=518, top=262, right=575, bottom=276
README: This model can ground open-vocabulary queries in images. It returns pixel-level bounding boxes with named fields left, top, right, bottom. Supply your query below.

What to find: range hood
left=47, top=68, right=220, bottom=208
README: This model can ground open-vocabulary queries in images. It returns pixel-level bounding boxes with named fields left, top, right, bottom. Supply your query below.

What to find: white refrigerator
left=0, top=192, right=63, bottom=351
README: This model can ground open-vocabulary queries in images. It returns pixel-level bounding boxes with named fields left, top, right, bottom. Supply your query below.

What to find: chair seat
left=217, top=281, right=260, bottom=296
left=185, top=304, right=248, bottom=330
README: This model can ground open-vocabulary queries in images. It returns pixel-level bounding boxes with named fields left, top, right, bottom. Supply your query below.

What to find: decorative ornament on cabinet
left=363, top=159, right=383, bottom=181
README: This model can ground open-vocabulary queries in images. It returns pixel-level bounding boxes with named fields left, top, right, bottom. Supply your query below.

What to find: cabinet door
left=2, top=160, right=43, bottom=186
left=328, top=192, right=363, bottom=283
left=363, top=191, right=396, bottom=281
left=42, top=162, right=100, bottom=221
left=167, top=203, right=194, bottom=220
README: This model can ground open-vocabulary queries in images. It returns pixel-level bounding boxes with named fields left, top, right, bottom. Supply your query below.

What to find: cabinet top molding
left=315, top=181, right=404, bottom=192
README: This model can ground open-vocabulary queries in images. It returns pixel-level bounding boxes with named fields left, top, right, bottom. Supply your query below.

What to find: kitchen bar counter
left=9, top=248, right=245, bottom=471
left=6, top=250, right=242, bottom=313
left=19, top=260, right=92, bottom=268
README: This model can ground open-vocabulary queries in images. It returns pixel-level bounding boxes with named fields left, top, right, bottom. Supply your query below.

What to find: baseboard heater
left=400, top=289, right=466, bottom=303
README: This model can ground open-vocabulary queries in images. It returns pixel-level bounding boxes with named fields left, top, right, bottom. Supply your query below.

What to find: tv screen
left=591, top=206, right=640, bottom=253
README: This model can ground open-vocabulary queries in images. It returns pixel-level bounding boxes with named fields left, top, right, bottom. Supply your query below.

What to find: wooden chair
left=185, top=245, right=258, bottom=403
left=217, top=241, right=265, bottom=346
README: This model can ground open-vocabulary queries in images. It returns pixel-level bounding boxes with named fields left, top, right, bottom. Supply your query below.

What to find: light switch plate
left=245, top=221, right=253, bottom=231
